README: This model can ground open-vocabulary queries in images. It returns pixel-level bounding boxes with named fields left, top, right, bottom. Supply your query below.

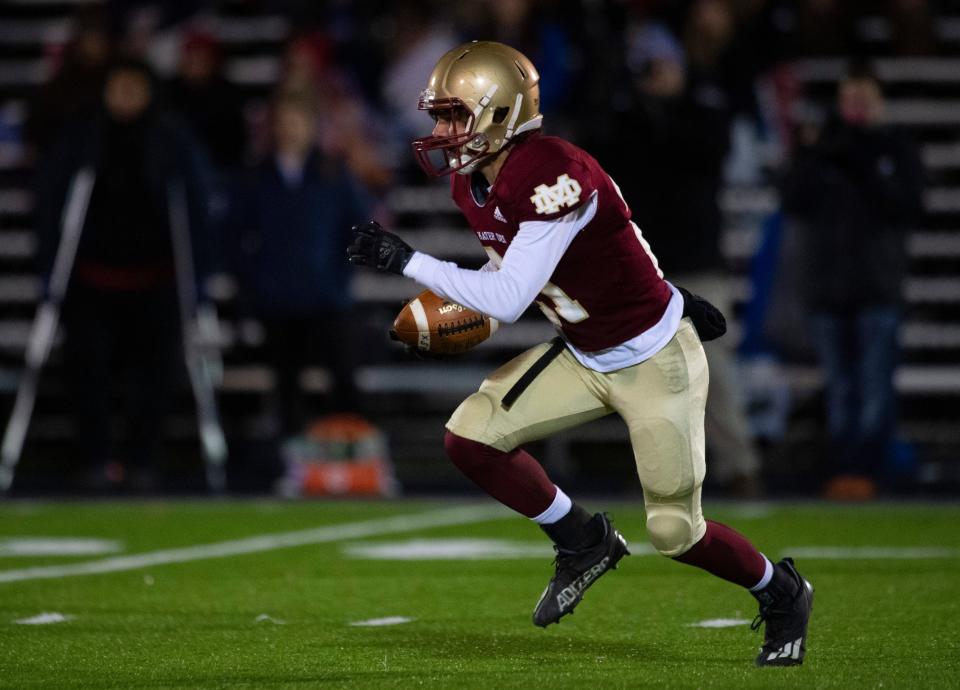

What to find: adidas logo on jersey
left=493, top=206, right=507, bottom=223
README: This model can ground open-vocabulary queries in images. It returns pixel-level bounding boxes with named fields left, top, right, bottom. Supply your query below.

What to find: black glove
left=677, top=286, right=727, bottom=342
left=387, top=328, right=448, bottom=360
left=346, top=221, right=414, bottom=275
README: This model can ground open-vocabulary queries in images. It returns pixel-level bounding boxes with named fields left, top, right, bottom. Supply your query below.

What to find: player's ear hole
left=493, top=106, right=509, bottom=124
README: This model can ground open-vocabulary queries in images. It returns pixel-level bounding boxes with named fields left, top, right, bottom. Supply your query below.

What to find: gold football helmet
left=412, top=41, right=543, bottom=177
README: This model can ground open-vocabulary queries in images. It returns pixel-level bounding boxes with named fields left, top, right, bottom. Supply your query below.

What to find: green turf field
left=1, top=499, right=959, bottom=689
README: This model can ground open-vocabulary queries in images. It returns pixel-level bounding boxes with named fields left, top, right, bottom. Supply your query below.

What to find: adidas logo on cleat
left=556, top=557, right=610, bottom=612
left=753, top=559, right=813, bottom=667
left=532, top=513, right=630, bottom=627
left=765, top=637, right=803, bottom=662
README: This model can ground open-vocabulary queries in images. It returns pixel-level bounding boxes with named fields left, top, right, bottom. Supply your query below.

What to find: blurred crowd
left=18, top=0, right=935, bottom=496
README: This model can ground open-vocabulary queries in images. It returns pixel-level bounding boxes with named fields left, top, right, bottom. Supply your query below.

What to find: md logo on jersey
left=530, top=174, right=582, bottom=215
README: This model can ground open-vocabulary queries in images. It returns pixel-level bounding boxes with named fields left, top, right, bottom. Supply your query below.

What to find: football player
left=347, top=41, right=813, bottom=666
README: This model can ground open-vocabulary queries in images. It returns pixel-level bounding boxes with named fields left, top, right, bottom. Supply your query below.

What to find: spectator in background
left=602, top=4, right=764, bottom=497
left=24, top=7, right=112, bottom=162
left=229, top=90, right=370, bottom=436
left=782, top=64, right=923, bottom=500
left=379, top=1, right=459, bottom=172
left=166, top=29, right=247, bottom=269
left=34, top=58, right=213, bottom=491
left=274, top=32, right=393, bottom=191
left=166, top=29, right=247, bottom=172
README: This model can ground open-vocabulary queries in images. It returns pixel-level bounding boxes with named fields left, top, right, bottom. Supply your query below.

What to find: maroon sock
left=673, top=520, right=767, bottom=589
left=443, top=431, right=556, bottom=517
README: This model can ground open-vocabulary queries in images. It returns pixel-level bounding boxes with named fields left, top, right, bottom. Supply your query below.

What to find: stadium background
left=0, top=0, right=958, bottom=498
left=1, top=2, right=960, bottom=688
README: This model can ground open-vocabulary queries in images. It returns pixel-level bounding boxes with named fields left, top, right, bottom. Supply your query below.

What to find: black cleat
left=532, top=513, right=629, bottom=628
left=752, top=558, right=814, bottom=667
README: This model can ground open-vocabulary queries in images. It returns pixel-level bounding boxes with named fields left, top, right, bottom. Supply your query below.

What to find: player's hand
left=388, top=328, right=448, bottom=360
left=346, top=221, right=414, bottom=275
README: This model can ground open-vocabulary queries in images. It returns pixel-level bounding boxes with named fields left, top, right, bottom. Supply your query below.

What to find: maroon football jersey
left=450, top=133, right=672, bottom=352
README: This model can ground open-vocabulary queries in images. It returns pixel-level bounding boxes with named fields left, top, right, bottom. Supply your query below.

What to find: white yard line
left=349, top=616, right=414, bottom=627
left=0, top=505, right=510, bottom=585
left=0, top=537, right=123, bottom=557
left=13, top=612, right=73, bottom=625
left=342, top=537, right=552, bottom=560
left=342, top=538, right=656, bottom=560
left=784, top=546, right=960, bottom=559
left=687, top=618, right=750, bottom=628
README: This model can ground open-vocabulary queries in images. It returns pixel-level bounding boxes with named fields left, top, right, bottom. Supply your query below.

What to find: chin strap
left=461, top=140, right=516, bottom=175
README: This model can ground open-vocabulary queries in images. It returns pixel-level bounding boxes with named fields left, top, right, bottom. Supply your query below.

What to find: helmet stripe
left=473, top=83, right=499, bottom=118
left=505, top=93, right=524, bottom=139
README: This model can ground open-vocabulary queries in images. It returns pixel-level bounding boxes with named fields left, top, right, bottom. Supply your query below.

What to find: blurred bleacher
left=0, top=1, right=958, bottom=493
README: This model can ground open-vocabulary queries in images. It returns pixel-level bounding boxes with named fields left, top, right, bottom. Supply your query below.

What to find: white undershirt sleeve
left=402, top=192, right=598, bottom=323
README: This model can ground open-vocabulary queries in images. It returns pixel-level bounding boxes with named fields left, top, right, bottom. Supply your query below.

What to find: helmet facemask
left=412, top=93, right=493, bottom=177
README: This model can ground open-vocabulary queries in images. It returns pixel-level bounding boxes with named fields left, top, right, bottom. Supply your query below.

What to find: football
left=391, top=290, right=498, bottom=355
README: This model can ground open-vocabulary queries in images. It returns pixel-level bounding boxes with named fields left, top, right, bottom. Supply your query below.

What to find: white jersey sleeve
left=402, top=192, right=598, bottom=323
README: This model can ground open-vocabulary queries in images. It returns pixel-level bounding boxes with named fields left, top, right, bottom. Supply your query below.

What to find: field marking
left=0, top=505, right=510, bottom=585
left=343, top=537, right=658, bottom=560
left=343, top=538, right=551, bottom=560
left=14, top=612, right=72, bottom=625
left=350, top=616, right=414, bottom=627
left=687, top=618, right=750, bottom=628
left=0, top=537, right=123, bottom=557
left=784, top=546, right=960, bottom=559
left=254, top=614, right=286, bottom=625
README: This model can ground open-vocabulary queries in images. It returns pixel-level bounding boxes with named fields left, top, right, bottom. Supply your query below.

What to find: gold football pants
left=447, top=318, right=709, bottom=556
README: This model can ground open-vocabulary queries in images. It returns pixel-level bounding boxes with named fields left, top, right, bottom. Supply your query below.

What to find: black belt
left=500, top=337, right=567, bottom=411
left=499, top=288, right=725, bottom=412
